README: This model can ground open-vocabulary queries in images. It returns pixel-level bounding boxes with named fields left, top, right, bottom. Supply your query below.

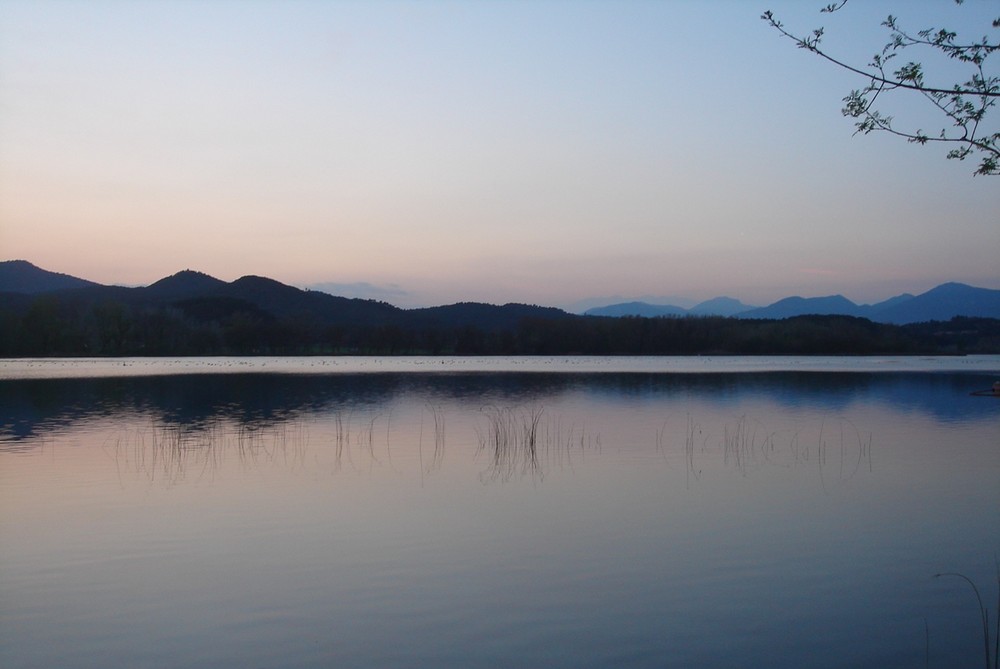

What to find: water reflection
left=715, top=413, right=873, bottom=482
left=2, top=370, right=996, bottom=445
left=422, top=404, right=447, bottom=477
left=110, top=419, right=313, bottom=486
left=1, top=367, right=997, bottom=669
left=78, top=401, right=879, bottom=492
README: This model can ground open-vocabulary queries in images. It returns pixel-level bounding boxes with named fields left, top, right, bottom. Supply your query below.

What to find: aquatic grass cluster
left=475, top=405, right=600, bottom=483
left=476, top=405, right=544, bottom=483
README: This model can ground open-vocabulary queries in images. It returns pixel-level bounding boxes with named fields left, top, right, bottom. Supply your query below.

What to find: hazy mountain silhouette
left=586, top=284, right=999, bottom=324
left=871, top=282, right=1000, bottom=324
left=864, top=292, right=915, bottom=313
left=584, top=302, right=688, bottom=317
left=738, top=295, right=862, bottom=319
left=408, top=302, right=573, bottom=331
left=734, top=284, right=1000, bottom=323
left=3, top=260, right=998, bottom=326
left=688, top=296, right=756, bottom=317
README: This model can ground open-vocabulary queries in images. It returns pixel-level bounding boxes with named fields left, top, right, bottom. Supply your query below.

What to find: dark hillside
left=144, top=270, right=229, bottom=299
left=226, top=276, right=401, bottom=327
left=2, top=262, right=999, bottom=356
left=900, top=317, right=1000, bottom=354
left=0, top=260, right=100, bottom=294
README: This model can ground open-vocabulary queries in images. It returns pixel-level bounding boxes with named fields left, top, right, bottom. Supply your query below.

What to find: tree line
left=2, top=294, right=998, bottom=356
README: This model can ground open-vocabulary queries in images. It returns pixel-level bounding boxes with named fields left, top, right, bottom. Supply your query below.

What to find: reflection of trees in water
left=5, top=370, right=995, bottom=446
left=475, top=405, right=601, bottom=483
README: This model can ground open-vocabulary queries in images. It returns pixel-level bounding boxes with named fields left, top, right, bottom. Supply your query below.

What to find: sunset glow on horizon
left=1, top=0, right=997, bottom=310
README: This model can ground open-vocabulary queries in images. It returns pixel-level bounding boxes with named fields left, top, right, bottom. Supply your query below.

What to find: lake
left=1, top=356, right=998, bottom=668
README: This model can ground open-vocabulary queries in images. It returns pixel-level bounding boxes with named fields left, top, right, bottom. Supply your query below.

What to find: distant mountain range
left=584, top=283, right=1000, bottom=324
left=0, top=260, right=571, bottom=332
left=3, top=259, right=999, bottom=327
left=586, top=296, right=755, bottom=318
left=3, top=260, right=998, bottom=356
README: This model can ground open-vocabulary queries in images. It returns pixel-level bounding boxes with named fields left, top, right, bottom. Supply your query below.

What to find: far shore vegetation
left=2, top=294, right=998, bottom=357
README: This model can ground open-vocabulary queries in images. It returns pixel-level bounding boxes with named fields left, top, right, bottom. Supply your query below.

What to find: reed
left=932, top=562, right=1000, bottom=669
left=476, top=405, right=545, bottom=482
left=475, top=405, right=599, bottom=483
left=430, top=404, right=446, bottom=472
left=417, top=404, right=447, bottom=482
left=685, top=413, right=701, bottom=484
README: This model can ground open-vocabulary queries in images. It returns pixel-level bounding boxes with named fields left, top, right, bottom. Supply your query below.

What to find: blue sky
left=1, top=0, right=997, bottom=309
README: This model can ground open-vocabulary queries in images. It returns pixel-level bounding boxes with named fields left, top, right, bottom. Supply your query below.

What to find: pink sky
left=1, top=1, right=997, bottom=309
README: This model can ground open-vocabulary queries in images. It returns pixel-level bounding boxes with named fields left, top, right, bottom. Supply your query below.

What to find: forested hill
left=1, top=261, right=998, bottom=355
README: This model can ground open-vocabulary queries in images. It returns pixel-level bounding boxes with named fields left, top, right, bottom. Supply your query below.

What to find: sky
left=1, top=0, right=997, bottom=311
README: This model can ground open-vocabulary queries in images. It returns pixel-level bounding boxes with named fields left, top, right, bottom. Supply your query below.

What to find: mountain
left=584, top=296, right=759, bottom=318
left=224, top=275, right=401, bottom=327
left=737, top=295, right=862, bottom=320
left=729, top=285, right=1000, bottom=323
left=0, top=260, right=100, bottom=294
left=4, top=260, right=998, bottom=327
left=688, top=296, right=756, bottom=317
left=0, top=262, right=569, bottom=334
left=140, top=273, right=403, bottom=328
left=584, top=302, right=688, bottom=318
left=581, top=284, right=1000, bottom=324
left=3, top=261, right=999, bottom=356
left=408, top=302, right=573, bottom=331
left=867, top=293, right=915, bottom=312
left=871, top=283, right=1000, bottom=324
left=145, top=270, right=229, bottom=299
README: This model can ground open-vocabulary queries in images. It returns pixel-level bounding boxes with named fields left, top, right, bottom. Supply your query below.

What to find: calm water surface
left=1, top=357, right=998, bottom=668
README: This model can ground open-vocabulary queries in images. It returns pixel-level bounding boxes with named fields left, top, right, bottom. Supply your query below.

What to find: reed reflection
left=110, top=418, right=312, bottom=485
left=2, top=370, right=995, bottom=446
left=419, top=404, right=447, bottom=478
left=655, top=412, right=874, bottom=489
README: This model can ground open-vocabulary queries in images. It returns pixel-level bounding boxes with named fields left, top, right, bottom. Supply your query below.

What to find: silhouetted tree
left=763, top=1, right=999, bottom=175
left=92, top=301, right=132, bottom=354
